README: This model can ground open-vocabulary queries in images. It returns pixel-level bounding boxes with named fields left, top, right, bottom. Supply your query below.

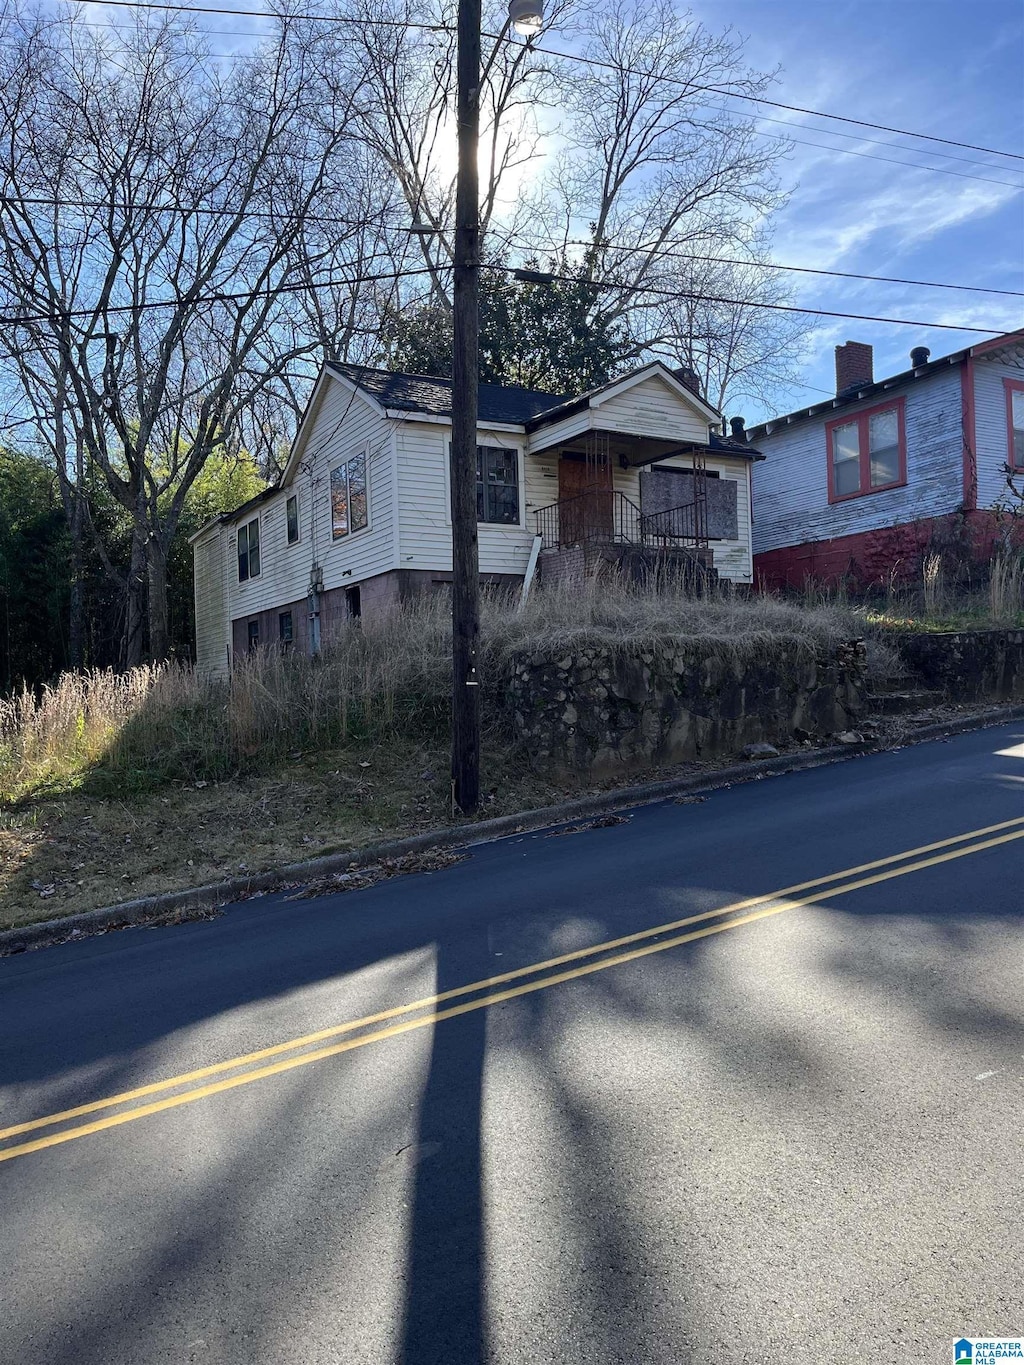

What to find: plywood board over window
left=640, top=468, right=738, bottom=540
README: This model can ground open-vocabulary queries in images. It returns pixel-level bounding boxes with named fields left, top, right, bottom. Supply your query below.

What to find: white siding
left=224, top=380, right=396, bottom=627
left=751, top=366, right=964, bottom=555
left=973, top=353, right=1024, bottom=507
left=192, top=525, right=230, bottom=678
left=529, top=374, right=710, bottom=455
left=593, top=374, right=712, bottom=444
left=396, top=423, right=536, bottom=577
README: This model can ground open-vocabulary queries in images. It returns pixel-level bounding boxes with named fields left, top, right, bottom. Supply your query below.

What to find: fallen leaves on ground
left=546, top=813, right=631, bottom=838
left=292, top=846, right=468, bottom=900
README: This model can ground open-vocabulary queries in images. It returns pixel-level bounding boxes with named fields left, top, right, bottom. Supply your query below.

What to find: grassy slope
left=5, top=574, right=1012, bottom=932
left=0, top=737, right=584, bottom=931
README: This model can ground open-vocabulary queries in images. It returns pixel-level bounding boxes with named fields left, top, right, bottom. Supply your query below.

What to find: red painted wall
left=754, top=511, right=1024, bottom=592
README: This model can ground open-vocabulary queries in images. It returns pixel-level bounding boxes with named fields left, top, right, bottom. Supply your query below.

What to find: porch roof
left=541, top=428, right=763, bottom=465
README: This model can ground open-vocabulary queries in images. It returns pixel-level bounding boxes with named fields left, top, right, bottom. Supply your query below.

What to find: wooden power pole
left=450, top=0, right=482, bottom=813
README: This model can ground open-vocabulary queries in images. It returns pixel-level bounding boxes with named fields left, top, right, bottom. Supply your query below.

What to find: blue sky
left=79, top=0, right=1024, bottom=421
left=688, top=0, right=1024, bottom=418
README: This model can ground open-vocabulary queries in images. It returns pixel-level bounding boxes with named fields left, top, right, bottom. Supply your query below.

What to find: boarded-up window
left=640, top=468, right=738, bottom=541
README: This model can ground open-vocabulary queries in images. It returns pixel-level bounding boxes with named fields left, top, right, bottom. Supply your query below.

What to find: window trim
left=825, top=396, right=907, bottom=504
left=237, top=516, right=262, bottom=582
left=444, top=439, right=526, bottom=530
left=1004, top=377, right=1024, bottom=473
left=286, top=494, right=300, bottom=546
left=330, top=445, right=371, bottom=542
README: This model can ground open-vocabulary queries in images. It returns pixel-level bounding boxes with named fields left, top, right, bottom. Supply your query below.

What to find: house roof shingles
left=327, top=361, right=572, bottom=425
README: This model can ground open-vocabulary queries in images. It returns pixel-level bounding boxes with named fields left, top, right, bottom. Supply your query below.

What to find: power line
left=75, top=0, right=449, bottom=33
left=0, top=258, right=1009, bottom=335
left=0, top=264, right=437, bottom=326
left=507, top=33, right=1024, bottom=165
left=70, top=0, right=1024, bottom=164
left=0, top=191, right=407, bottom=232
left=3, top=189, right=1020, bottom=301
left=2, top=188, right=1019, bottom=303
left=769, top=131, right=1021, bottom=190
left=544, top=239, right=1024, bottom=298
left=486, top=263, right=1014, bottom=335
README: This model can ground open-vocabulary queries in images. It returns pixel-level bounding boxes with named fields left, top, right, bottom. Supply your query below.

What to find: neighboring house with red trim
left=190, top=359, right=761, bottom=677
left=748, top=330, right=1024, bottom=590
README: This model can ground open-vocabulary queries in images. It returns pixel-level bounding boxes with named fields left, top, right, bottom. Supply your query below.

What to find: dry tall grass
left=989, top=553, right=1024, bottom=622
left=1, top=577, right=863, bottom=801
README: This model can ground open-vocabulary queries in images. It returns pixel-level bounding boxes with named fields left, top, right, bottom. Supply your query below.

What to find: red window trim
left=1004, top=377, right=1024, bottom=473
left=826, top=396, right=907, bottom=504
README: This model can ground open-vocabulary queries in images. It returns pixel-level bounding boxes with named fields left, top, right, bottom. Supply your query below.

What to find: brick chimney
left=835, top=340, right=873, bottom=395
left=671, top=365, right=702, bottom=397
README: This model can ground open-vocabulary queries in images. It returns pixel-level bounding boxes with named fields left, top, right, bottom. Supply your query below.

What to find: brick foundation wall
left=230, top=567, right=522, bottom=662
left=754, top=511, right=1024, bottom=592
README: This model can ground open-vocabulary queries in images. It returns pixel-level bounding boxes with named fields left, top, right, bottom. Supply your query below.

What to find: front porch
left=530, top=427, right=714, bottom=585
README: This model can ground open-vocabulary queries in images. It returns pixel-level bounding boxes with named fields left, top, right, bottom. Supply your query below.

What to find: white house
left=749, top=330, right=1024, bottom=588
left=190, top=359, right=763, bottom=676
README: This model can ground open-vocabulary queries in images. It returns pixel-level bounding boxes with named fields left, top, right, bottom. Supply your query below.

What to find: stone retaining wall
left=510, top=641, right=865, bottom=778
left=897, top=629, right=1024, bottom=702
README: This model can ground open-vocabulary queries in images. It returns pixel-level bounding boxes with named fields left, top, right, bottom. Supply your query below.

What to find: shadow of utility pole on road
left=398, top=929, right=489, bottom=1365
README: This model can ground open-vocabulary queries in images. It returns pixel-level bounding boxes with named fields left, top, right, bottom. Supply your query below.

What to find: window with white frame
left=237, top=518, right=261, bottom=581
left=331, top=451, right=369, bottom=540
left=286, top=494, right=300, bottom=545
left=476, top=445, right=519, bottom=524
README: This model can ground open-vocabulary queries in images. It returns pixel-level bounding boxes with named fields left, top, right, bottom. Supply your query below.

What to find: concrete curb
left=3, top=701, right=1023, bottom=957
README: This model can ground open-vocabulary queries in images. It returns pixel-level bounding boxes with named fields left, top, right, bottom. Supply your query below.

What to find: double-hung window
left=1005, top=379, right=1024, bottom=472
left=331, top=451, right=369, bottom=540
left=476, top=445, right=520, bottom=525
left=237, top=517, right=261, bottom=581
left=826, top=398, right=906, bottom=502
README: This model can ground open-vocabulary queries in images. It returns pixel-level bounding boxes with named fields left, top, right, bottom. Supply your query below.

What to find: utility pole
left=450, top=0, right=483, bottom=814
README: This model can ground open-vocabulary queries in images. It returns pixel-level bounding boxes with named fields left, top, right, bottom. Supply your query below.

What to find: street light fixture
left=508, top=0, right=544, bottom=36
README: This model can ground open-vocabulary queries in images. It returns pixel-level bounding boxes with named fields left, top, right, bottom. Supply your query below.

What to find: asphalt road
left=1, top=722, right=1023, bottom=1365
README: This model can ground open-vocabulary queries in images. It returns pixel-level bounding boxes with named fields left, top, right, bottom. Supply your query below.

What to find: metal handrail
left=534, top=489, right=707, bottom=551
left=639, top=501, right=702, bottom=545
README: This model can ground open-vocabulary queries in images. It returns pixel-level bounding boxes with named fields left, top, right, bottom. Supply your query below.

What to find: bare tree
left=513, top=0, right=802, bottom=407
left=0, top=5, right=371, bottom=662
left=653, top=252, right=807, bottom=414
left=325, top=0, right=579, bottom=300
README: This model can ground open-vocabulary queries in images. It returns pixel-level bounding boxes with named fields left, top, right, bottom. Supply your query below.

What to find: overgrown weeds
left=1, top=576, right=861, bottom=803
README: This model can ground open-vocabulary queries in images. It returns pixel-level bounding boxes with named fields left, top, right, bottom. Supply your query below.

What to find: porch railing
left=534, top=488, right=707, bottom=551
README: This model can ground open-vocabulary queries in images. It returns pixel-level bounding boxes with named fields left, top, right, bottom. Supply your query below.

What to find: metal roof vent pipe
left=730, top=415, right=747, bottom=442
left=910, top=346, right=931, bottom=367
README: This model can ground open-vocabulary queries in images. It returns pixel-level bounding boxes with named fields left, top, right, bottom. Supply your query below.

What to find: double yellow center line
left=2, top=814, right=1023, bottom=1166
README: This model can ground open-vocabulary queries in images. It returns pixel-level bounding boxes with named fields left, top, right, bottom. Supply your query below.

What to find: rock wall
left=510, top=641, right=865, bottom=778
left=897, top=629, right=1024, bottom=702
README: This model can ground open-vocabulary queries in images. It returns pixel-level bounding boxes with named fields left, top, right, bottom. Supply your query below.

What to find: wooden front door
left=558, top=454, right=613, bottom=546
